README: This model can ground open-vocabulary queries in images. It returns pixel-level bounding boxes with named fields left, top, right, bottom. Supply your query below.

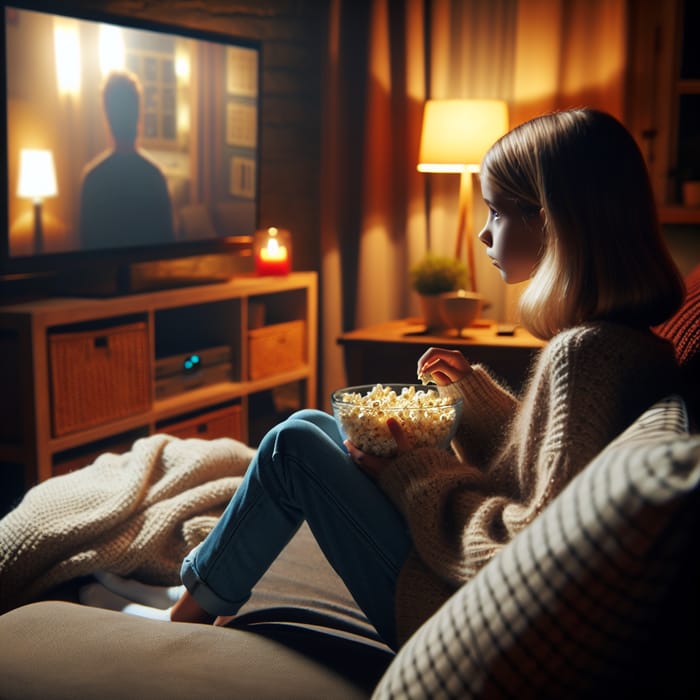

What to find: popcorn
left=332, top=383, right=460, bottom=457
left=418, top=370, right=435, bottom=385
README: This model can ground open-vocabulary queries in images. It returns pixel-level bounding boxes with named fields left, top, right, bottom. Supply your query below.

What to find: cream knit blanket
left=0, top=434, right=255, bottom=613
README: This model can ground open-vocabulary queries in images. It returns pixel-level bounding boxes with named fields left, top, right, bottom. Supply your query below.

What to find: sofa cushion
left=655, top=263, right=700, bottom=369
left=0, top=521, right=393, bottom=699
left=0, top=601, right=373, bottom=700
left=373, top=395, right=700, bottom=699
left=654, top=263, right=700, bottom=425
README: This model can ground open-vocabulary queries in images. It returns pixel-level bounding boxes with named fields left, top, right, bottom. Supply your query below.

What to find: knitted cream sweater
left=0, top=434, right=255, bottom=613
left=379, top=322, right=678, bottom=645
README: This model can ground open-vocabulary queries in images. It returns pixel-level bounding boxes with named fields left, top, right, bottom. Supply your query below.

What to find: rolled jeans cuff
left=180, top=545, right=250, bottom=617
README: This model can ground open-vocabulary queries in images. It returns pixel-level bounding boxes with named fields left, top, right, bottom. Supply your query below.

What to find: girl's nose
left=478, top=227, right=491, bottom=247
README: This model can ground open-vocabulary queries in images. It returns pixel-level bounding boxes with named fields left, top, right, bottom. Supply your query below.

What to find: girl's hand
left=417, top=347, right=472, bottom=385
left=345, top=417, right=409, bottom=479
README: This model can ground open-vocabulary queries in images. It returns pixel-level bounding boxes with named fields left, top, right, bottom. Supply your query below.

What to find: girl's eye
left=489, top=207, right=500, bottom=219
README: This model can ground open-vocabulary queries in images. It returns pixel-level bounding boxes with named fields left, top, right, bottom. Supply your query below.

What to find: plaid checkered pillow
left=374, top=395, right=700, bottom=699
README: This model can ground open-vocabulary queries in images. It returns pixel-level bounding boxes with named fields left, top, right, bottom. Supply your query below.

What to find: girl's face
left=478, top=175, right=543, bottom=284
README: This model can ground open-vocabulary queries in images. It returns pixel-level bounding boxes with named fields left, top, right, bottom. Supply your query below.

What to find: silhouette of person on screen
left=79, top=70, right=175, bottom=250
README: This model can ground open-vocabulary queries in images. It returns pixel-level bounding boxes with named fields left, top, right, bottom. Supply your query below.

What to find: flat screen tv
left=1, top=1, right=260, bottom=293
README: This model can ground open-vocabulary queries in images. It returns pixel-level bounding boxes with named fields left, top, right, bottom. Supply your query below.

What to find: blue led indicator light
left=183, top=354, right=201, bottom=373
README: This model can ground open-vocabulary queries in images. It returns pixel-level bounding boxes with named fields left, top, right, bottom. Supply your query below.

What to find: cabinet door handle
left=93, top=335, right=111, bottom=358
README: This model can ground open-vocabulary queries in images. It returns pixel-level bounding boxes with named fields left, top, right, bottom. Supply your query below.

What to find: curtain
left=320, top=0, right=627, bottom=400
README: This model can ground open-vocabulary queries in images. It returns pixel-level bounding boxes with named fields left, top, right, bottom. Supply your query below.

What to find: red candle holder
left=254, top=227, right=291, bottom=276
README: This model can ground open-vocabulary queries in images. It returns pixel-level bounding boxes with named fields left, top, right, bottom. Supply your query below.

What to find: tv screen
left=1, top=1, right=259, bottom=281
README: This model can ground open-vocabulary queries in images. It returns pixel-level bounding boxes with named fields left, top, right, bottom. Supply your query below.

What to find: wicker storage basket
left=164, top=404, right=243, bottom=441
left=248, top=320, right=306, bottom=380
left=49, top=322, right=151, bottom=437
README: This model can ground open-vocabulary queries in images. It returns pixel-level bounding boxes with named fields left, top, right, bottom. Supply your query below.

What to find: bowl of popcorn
left=331, top=383, right=463, bottom=457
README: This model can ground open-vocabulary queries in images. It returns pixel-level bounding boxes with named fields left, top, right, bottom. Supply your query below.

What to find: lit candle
left=255, top=227, right=291, bottom=276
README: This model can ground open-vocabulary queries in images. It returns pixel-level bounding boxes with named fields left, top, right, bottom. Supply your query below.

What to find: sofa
left=1, top=268, right=699, bottom=699
left=0, top=393, right=699, bottom=699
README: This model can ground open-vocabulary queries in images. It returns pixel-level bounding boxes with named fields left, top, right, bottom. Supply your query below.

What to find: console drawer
left=248, top=320, right=305, bottom=380
left=164, top=404, right=243, bottom=442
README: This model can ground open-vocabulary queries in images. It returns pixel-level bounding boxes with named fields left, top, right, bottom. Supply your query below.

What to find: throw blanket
left=0, top=434, right=255, bottom=613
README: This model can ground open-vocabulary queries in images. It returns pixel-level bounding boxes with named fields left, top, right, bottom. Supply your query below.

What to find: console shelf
left=0, top=272, right=317, bottom=487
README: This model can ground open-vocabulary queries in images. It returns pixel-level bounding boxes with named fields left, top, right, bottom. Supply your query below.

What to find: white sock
left=79, top=581, right=173, bottom=620
left=95, top=571, right=184, bottom=608
left=121, top=603, right=173, bottom=621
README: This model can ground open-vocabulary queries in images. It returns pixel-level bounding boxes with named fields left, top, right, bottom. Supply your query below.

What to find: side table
left=337, top=318, right=545, bottom=394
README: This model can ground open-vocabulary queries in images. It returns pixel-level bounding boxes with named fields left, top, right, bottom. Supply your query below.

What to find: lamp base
left=440, top=290, right=484, bottom=333
left=33, top=201, right=43, bottom=254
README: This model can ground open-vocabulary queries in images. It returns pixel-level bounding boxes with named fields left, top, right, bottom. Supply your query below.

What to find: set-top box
left=155, top=345, right=232, bottom=399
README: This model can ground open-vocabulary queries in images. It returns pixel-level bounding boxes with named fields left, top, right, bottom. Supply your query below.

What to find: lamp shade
left=17, top=149, right=58, bottom=199
left=417, top=99, right=509, bottom=173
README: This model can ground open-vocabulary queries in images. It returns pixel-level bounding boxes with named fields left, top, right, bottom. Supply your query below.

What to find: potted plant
left=410, top=254, right=467, bottom=295
left=409, top=254, right=467, bottom=330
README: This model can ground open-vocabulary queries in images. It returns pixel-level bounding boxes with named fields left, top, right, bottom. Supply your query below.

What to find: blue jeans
left=180, top=409, right=412, bottom=648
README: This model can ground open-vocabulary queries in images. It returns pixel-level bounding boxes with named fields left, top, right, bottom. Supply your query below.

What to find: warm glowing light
left=254, top=227, right=292, bottom=276
left=99, top=24, right=125, bottom=76
left=175, top=46, right=190, bottom=141
left=417, top=100, right=510, bottom=292
left=417, top=100, right=509, bottom=173
left=260, top=237, right=288, bottom=262
left=17, top=149, right=58, bottom=200
left=177, top=104, right=190, bottom=134
left=54, top=20, right=81, bottom=96
left=175, top=53, right=190, bottom=81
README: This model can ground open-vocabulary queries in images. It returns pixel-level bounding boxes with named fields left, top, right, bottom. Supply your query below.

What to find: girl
left=168, top=108, right=684, bottom=649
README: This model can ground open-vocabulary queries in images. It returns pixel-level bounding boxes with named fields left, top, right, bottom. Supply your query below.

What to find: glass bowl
left=331, top=383, right=463, bottom=457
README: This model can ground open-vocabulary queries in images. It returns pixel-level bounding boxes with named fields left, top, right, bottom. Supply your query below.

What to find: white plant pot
left=439, top=290, right=483, bottom=335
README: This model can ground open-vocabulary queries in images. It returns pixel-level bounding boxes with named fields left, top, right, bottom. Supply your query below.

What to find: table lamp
left=417, top=99, right=508, bottom=292
left=17, top=148, right=58, bottom=254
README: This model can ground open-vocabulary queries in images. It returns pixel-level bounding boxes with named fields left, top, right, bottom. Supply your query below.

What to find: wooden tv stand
left=0, top=272, right=317, bottom=489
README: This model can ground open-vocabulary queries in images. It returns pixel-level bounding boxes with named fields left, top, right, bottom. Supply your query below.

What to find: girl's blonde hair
left=481, top=108, right=685, bottom=340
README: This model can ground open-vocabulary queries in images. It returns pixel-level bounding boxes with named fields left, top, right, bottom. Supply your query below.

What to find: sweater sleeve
left=376, top=446, right=513, bottom=585
left=378, top=324, right=674, bottom=592
left=373, top=367, right=521, bottom=585
left=444, top=365, right=520, bottom=467
left=374, top=363, right=533, bottom=585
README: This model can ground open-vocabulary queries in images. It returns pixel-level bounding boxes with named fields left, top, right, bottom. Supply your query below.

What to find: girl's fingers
left=386, top=418, right=409, bottom=452
left=417, top=347, right=472, bottom=384
left=344, top=440, right=384, bottom=478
